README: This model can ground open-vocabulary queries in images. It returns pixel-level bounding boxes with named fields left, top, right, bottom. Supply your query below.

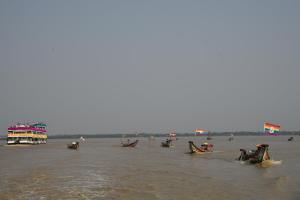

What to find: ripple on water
left=0, top=167, right=109, bottom=200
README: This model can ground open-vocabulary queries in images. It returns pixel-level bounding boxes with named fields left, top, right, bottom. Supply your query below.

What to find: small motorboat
left=237, top=144, right=270, bottom=164
left=228, top=134, right=234, bottom=141
left=288, top=137, right=294, bottom=141
left=206, top=132, right=212, bottom=140
left=161, top=139, right=172, bottom=147
left=188, top=141, right=213, bottom=154
left=121, top=139, right=138, bottom=147
left=67, top=141, right=79, bottom=150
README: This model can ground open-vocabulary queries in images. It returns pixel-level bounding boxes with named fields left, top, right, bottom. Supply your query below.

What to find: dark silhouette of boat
left=161, top=139, right=172, bottom=147
left=206, top=132, right=212, bottom=140
left=288, top=137, right=294, bottom=141
left=67, top=141, right=79, bottom=150
left=188, top=141, right=213, bottom=154
left=121, top=139, right=138, bottom=147
left=237, top=144, right=270, bottom=164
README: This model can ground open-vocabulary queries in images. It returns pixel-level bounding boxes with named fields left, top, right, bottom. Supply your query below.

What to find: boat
left=237, top=144, right=270, bottom=164
left=188, top=141, right=213, bottom=154
left=288, top=137, right=294, bottom=141
left=228, top=134, right=234, bottom=141
left=67, top=141, right=79, bottom=150
left=7, top=122, right=48, bottom=145
left=206, top=132, right=212, bottom=140
left=121, top=139, right=138, bottom=147
left=80, top=136, right=86, bottom=141
left=161, top=139, right=172, bottom=147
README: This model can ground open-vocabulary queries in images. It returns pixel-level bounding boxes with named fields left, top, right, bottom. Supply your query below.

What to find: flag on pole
left=264, top=122, right=280, bottom=135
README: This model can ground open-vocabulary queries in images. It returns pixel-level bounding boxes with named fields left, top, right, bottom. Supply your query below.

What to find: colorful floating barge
left=7, top=122, right=48, bottom=145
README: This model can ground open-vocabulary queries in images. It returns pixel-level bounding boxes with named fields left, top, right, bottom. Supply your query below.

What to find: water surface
left=0, top=136, right=299, bottom=200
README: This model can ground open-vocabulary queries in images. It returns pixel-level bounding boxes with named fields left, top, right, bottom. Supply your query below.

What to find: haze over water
left=1, top=136, right=299, bottom=200
left=1, top=1, right=300, bottom=134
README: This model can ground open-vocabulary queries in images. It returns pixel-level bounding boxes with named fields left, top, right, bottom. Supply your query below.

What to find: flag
left=264, top=122, right=280, bottom=135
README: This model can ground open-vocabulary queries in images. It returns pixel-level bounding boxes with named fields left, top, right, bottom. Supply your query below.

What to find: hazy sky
left=0, top=0, right=299, bottom=134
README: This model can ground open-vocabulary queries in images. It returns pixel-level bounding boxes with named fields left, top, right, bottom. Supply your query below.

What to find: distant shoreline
left=1, top=131, right=298, bottom=140
left=0, top=131, right=299, bottom=140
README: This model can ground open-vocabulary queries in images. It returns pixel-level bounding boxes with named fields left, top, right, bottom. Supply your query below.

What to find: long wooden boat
left=67, top=141, right=79, bottom=150
left=121, top=140, right=138, bottom=147
left=238, top=144, right=270, bottom=164
left=188, top=141, right=213, bottom=154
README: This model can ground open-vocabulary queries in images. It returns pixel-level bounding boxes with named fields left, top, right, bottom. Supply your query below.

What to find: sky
left=0, top=0, right=300, bottom=134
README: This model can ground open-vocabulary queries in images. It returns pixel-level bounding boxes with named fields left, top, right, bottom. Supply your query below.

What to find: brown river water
left=0, top=136, right=299, bottom=200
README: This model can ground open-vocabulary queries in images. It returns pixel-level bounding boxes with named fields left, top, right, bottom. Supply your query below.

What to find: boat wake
left=259, top=160, right=282, bottom=168
left=238, top=160, right=282, bottom=167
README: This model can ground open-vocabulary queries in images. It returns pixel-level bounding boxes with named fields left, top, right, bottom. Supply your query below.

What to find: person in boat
left=201, top=142, right=213, bottom=151
left=238, top=144, right=270, bottom=164
left=201, top=142, right=209, bottom=151
left=288, top=137, right=294, bottom=141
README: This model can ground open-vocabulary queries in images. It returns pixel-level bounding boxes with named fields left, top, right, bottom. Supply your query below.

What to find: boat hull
left=188, top=141, right=213, bottom=154
left=121, top=140, right=138, bottom=147
left=6, top=138, right=47, bottom=145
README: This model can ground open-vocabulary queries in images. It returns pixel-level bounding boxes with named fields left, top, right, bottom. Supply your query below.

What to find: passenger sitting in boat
left=201, top=143, right=209, bottom=150
left=258, top=144, right=270, bottom=160
left=201, top=142, right=214, bottom=151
